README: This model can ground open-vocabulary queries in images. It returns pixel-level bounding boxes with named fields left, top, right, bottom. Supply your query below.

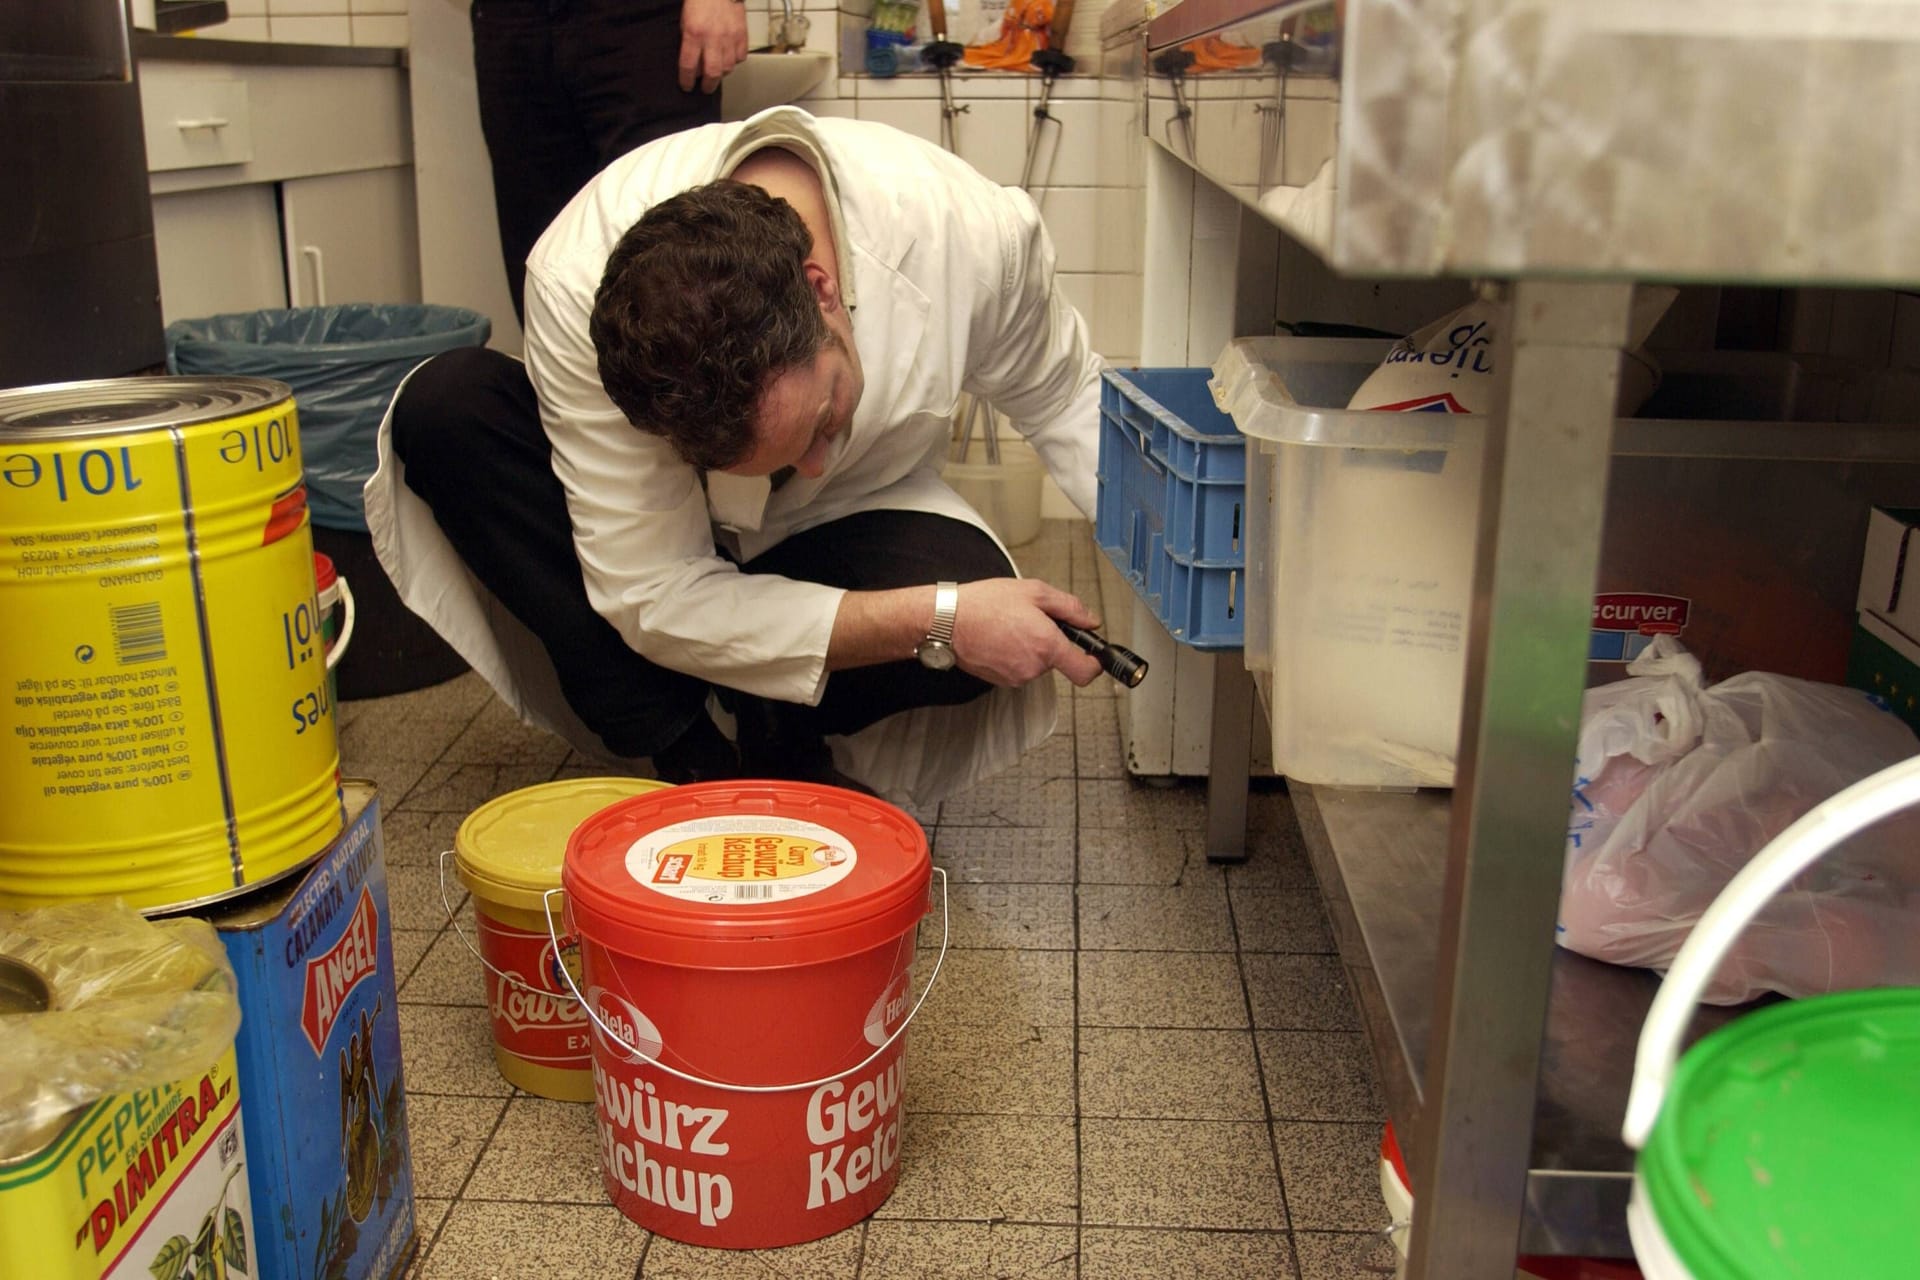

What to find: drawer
left=141, top=74, right=253, bottom=171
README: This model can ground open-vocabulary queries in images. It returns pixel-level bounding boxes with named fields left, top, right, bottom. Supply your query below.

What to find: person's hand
left=680, top=0, right=749, bottom=94
left=951, top=579, right=1103, bottom=688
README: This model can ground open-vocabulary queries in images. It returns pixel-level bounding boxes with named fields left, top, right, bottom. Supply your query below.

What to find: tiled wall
left=211, top=0, right=409, bottom=46
left=789, top=73, right=1146, bottom=362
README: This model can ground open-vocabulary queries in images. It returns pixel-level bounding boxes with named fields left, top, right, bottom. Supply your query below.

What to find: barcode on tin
left=731, top=884, right=777, bottom=901
left=111, top=602, right=166, bottom=665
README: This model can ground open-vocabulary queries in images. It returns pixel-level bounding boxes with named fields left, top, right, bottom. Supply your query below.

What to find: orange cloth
left=962, top=0, right=1054, bottom=71
left=1183, top=36, right=1260, bottom=72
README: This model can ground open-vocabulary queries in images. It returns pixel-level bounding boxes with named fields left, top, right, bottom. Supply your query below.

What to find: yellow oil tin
left=0, top=377, right=344, bottom=912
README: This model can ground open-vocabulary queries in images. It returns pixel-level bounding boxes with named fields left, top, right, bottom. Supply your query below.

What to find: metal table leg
left=1205, top=648, right=1255, bottom=863
left=1406, top=280, right=1635, bottom=1280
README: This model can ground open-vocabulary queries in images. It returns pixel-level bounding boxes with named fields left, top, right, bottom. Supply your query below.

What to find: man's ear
left=805, top=260, right=841, bottom=317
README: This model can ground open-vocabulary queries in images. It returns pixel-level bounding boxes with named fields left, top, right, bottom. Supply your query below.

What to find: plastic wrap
left=1560, top=637, right=1920, bottom=1003
left=0, top=900, right=240, bottom=1158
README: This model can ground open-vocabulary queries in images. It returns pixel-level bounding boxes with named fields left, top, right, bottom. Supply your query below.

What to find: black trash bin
left=167, top=304, right=491, bottom=699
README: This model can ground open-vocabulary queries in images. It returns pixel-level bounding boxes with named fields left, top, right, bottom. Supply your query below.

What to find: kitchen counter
left=134, top=30, right=405, bottom=70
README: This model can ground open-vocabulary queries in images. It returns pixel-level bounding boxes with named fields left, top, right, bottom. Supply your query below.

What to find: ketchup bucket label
left=626, top=818, right=856, bottom=904
left=477, top=913, right=590, bottom=1066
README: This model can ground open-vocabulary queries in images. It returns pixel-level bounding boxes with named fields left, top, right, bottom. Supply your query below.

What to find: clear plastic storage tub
left=1212, top=337, right=1920, bottom=790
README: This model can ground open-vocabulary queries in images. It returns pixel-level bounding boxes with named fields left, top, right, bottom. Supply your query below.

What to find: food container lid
left=563, top=781, right=931, bottom=970
left=0, top=375, right=290, bottom=440
left=1640, top=987, right=1920, bottom=1278
left=455, top=777, right=673, bottom=911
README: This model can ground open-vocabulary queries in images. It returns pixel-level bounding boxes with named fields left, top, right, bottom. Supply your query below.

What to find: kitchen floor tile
left=1080, top=1227, right=1298, bottom=1279
left=931, top=824, right=1076, bottom=883
left=398, top=1003, right=512, bottom=1096
left=1257, top=1031, right=1385, bottom=1122
left=414, top=1201, right=644, bottom=1279
left=400, top=925, right=487, bottom=1005
left=463, top=1096, right=606, bottom=1203
left=1080, top=1118, right=1286, bottom=1230
left=1078, top=951, right=1249, bottom=1029
left=913, top=948, right=1075, bottom=1031
left=640, top=1229, right=863, bottom=1278
left=1244, top=953, right=1363, bottom=1032
left=874, top=1114, right=1079, bottom=1223
left=1078, top=879, right=1234, bottom=951
left=860, top=1221, right=1077, bottom=1279
left=908, top=1021, right=1075, bottom=1116
left=1078, top=826, right=1202, bottom=886
left=1292, top=1229, right=1402, bottom=1280
left=1272, top=1121, right=1395, bottom=1232
left=1078, top=1028, right=1264, bottom=1120
left=918, top=880, right=1076, bottom=950
left=404, top=1094, right=509, bottom=1197
left=1231, top=884, right=1337, bottom=953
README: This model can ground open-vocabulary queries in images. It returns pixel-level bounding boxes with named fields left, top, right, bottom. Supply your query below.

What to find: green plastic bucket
left=1624, top=756, right=1920, bottom=1278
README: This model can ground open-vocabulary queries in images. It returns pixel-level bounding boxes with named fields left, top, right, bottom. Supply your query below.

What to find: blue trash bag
left=166, top=304, right=490, bottom=532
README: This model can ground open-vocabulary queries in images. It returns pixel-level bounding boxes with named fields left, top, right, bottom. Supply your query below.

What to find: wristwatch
left=915, top=581, right=959, bottom=671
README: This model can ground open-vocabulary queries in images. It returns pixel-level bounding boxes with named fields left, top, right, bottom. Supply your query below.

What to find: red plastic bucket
left=553, top=781, right=943, bottom=1249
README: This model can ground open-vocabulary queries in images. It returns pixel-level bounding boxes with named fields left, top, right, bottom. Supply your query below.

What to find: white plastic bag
left=1559, top=636, right=1920, bottom=1003
left=1344, top=286, right=1677, bottom=417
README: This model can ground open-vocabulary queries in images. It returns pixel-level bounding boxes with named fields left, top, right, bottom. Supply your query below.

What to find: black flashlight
left=1057, top=621, right=1149, bottom=688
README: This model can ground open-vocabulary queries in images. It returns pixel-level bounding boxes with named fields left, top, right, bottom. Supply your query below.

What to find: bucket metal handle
left=1623, top=752, right=1920, bottom=1150
left=436, top=849, right=562, bottom=996
left=325, top=574, right=355, bottom=673
left=539, top=867, right=949, bottom=1095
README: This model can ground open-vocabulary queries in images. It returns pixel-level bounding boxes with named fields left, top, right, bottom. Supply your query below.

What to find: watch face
left=917, top=640, right=956, bottom=671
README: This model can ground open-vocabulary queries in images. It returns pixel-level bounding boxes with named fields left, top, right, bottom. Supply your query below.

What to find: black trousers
left=471, top=0, right=723, bottom=321
left=388, top=347, right=1009, bottom=759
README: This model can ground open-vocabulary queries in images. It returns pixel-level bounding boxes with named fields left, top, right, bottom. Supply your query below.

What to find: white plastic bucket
left=945, top=438, right=1045, bottom=548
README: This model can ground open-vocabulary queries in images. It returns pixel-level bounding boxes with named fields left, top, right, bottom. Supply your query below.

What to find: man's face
left=725, top=318, right=864, bottom=480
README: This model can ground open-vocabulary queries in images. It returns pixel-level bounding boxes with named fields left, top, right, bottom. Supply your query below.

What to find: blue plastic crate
left=1096, top=368, right=1246, bottom=649
left=1098, top=369, right=1248, bottom=561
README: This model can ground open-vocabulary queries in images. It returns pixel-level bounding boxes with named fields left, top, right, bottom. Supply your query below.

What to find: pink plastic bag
left=1559, top=637, right=1920, bottom=1003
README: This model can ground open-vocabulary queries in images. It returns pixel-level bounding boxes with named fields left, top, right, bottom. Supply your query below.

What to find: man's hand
left=952, top=579, right=1103, bottom=688
left=680, top=0, right=749, bottom=94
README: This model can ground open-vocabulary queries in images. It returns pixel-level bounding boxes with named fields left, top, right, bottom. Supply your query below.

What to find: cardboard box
left=198, top=783, right=415, bottom=1280
left=1856, top=507, right=1920, bottom=643
left=1847, top=609, right=1920, bottom=736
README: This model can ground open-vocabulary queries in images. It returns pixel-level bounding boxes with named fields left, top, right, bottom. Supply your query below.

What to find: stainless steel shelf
left=1291, top=783, right=1754, bottom=1257
left=1143, top=0, right=1920, bottom=285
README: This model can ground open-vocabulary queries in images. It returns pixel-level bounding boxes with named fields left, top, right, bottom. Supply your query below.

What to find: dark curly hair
left=590, top=180, right=829, bottom=471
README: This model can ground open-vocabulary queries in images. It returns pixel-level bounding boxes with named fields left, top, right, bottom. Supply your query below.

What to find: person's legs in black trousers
left=470, top=0, right=721, bottom=321
left=386, top=348, right=1011, bottom=783
left=740, top=512, right=1010, bottom=731
left=388, top=347, right=730, bottom=777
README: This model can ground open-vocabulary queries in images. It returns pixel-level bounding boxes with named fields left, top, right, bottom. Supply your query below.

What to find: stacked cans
left=0, top=377, right=413, bottom=1280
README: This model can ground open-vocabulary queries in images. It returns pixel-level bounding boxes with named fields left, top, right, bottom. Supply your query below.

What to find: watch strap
left=926, top=581, right=959, bottom=649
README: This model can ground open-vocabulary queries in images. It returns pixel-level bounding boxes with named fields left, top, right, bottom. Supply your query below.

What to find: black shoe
left=735, top=698, right=875, bottom=795
left=649, top=714, right=741, bottom=784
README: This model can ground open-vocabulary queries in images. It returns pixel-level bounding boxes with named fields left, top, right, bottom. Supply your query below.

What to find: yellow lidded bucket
left=0, top=377, right=344, bottom=913
left=448, top=777, right=672, bottom=1100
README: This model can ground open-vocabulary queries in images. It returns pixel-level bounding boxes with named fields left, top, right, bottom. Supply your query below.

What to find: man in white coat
left=364, top=107, right=1106, bottom=805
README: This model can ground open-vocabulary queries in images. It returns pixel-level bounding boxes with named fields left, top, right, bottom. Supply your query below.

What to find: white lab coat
left=364, top=107, right=1103, bottom=808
